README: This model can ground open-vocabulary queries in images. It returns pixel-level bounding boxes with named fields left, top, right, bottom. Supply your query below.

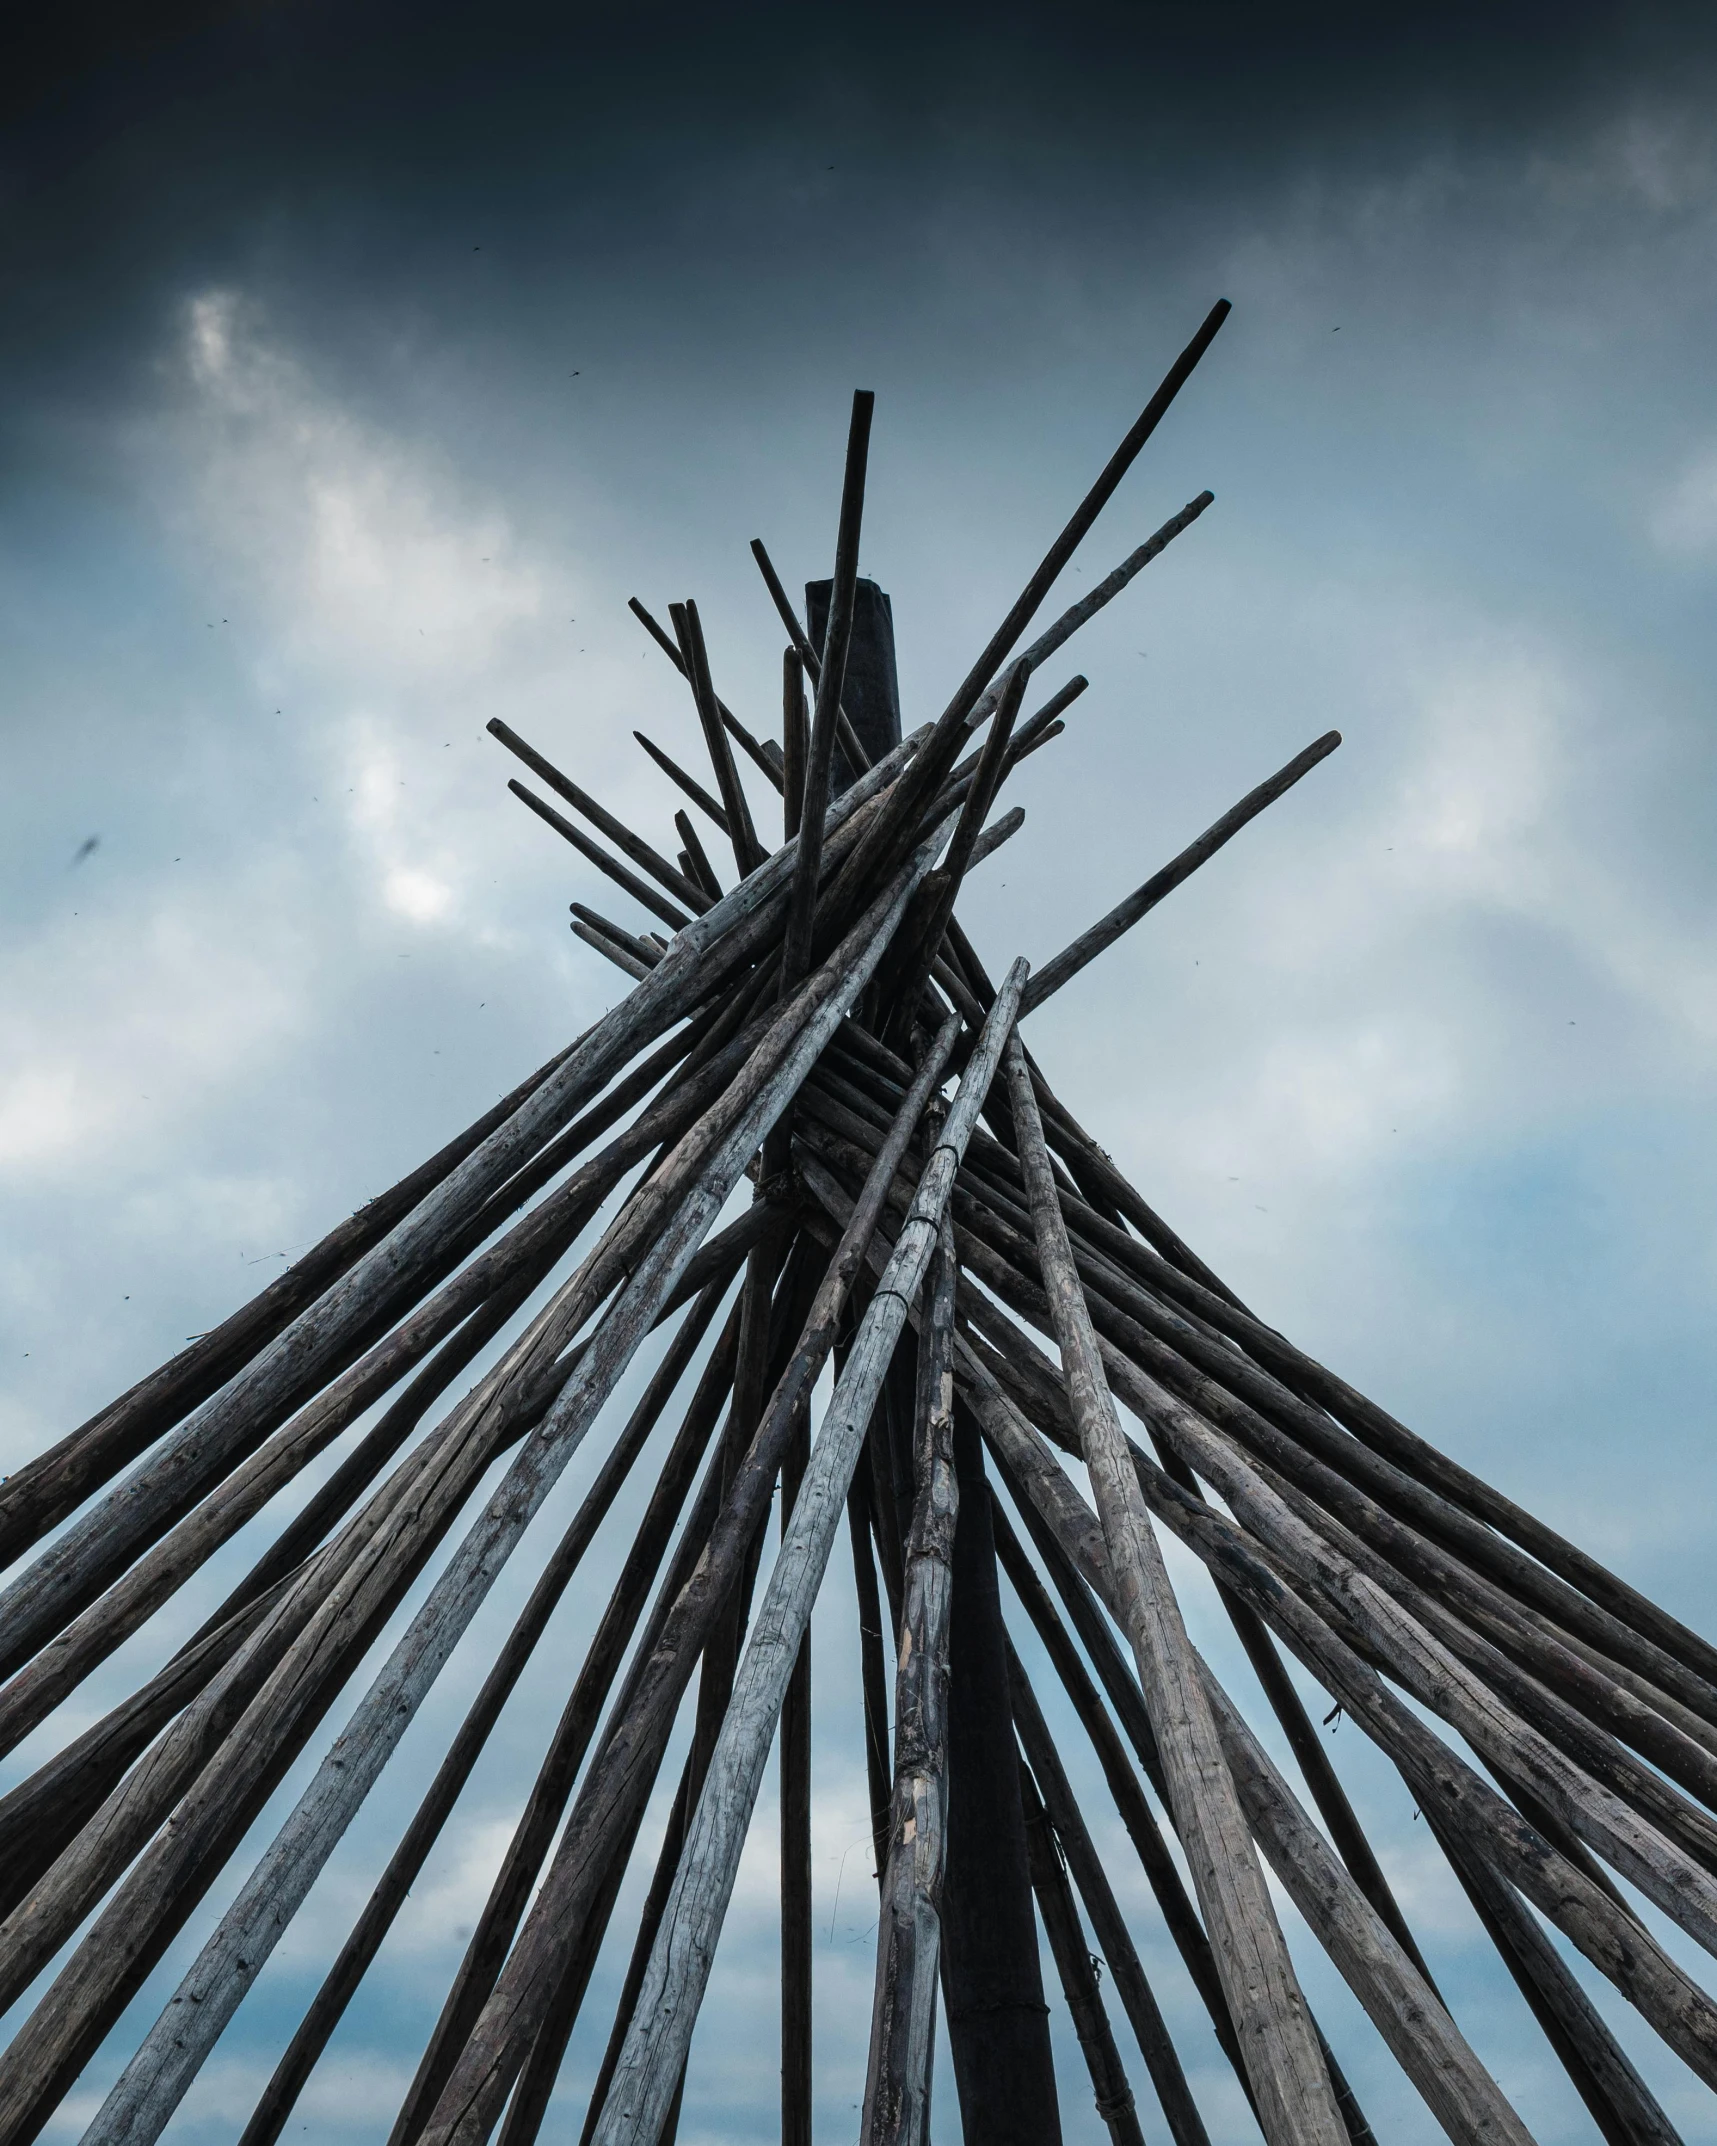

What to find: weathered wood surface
left=966, top=1339, right=1717, bottom=2090
left=1000, top=1031, right=1343, bottom=2146
left=580, top=964, right=1026, bottom=2146
left=0, top=1039, right=575, bottom=1570
left=409, top=997, right=967, bottom=2146
left=234, top=1277, right=731, bottom=2146
left=860, top=1213, right=959, bottom=2146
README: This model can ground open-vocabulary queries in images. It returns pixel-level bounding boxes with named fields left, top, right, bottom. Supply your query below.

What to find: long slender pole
left=1000, top=1031, right=1342, bottom=2146
left=860, top=1210, right=959, bottom=2146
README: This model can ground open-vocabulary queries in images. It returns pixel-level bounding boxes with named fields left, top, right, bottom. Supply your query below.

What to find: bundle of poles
left=0, top=301, right=1711, bottom=2146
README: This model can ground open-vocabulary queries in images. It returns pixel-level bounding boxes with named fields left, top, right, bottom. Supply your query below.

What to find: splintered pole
left=860, top=1208, right=959, bottom=2146
left=1000, top=1031, right=1344, bottom=2146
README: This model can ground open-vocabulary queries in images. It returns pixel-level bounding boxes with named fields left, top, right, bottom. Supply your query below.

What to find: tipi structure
left=1, top=300, right=1712, bottom=2146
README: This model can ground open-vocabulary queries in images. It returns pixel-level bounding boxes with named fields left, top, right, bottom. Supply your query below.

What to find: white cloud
left=1650, top=443, right=1717, bottom=557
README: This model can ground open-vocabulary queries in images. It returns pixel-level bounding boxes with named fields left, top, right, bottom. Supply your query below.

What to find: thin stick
left=673, top=811, right=723, bottom=903
left=671, top=599, right=766, bottom=876
left=749, top=535, right=873, bottom=775
left=972, top=490, right=1214, bottom=727
left=635, top=729, right=730, bottom=833
left=490, top=720, right=709, bottom=915
left=1021, top=731, right=1341, bottom=1011
left=572, top=905, right=663, bottom=971
left=627, top=596, right=787, bottom=791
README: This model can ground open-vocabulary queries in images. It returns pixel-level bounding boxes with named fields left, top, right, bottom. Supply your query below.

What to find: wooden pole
left=490, top=718, right=711, bottom=914
left=748, top=536, right=874, bottom=777
left=781, top=1398, right=814, bottom=2146
left=1000, top=1031, right=1343, bottom=2146
left=1019, top=731, right=1341, bottom=1012
left=627, top=594, right=787, bottom=792
left=634, top=728, right=731, bottom=834
left=860, top=1213, right=959, bottom=2146
left=670, top=599, right=766, bottom=876
left=1004, top=1641, right=1213, bottom=2146
left=511, top=779, right=700, bottom=927
left=850, top=1464, right=896, bottom=1887
left=1018, top=1753, right=1147, bottom=2146
left=673, top=811, right=724, bottom=903
left=939, top=1388, right=1063, bottom=2146
left=782, top=649, right=809, bottom=840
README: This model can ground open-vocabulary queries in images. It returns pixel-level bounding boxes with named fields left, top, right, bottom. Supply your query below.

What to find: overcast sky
left=5, top=4, right=1717, bottom=2141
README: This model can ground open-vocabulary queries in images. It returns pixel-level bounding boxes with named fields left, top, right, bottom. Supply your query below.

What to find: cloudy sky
left=4, top=2, right=1717, bottom=2139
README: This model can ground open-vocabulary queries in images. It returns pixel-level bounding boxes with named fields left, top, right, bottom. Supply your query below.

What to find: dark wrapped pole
left=940, top=1394, right=1063, bottom=2145
left=1018, top=1755, right=1146, bottom=2146
left=805, top=576, right=902, bottom=789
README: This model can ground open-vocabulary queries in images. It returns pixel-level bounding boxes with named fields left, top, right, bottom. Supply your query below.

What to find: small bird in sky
left=70, top=835, right=99, bottom=868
